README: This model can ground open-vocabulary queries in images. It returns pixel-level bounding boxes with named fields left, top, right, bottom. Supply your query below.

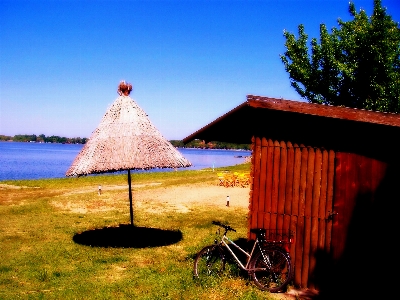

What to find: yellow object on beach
left=217, top=172, right=225, bottom=186
left=238, top=173, right=250, bottom=187
left=217, top=172, right=249, bottom=188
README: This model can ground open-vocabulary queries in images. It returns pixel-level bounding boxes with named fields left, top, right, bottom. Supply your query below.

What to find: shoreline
left=0, top=142, right=252, bottom=181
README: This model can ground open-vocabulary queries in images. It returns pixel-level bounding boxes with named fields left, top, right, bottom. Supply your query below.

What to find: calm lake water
left=0, top=142, right=251, bottom=181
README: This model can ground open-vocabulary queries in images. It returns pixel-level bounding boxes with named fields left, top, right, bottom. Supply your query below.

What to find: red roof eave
left=182, top=95, right=400, bottom=144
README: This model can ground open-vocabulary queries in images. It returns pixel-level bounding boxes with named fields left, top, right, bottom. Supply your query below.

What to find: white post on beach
left=226, top=195, right=230, bottom=207
left=98, top=185, right=102, bottom=195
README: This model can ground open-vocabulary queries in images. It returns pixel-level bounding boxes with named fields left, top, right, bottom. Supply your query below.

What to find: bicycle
left=193, top=221, right=293, bottom=293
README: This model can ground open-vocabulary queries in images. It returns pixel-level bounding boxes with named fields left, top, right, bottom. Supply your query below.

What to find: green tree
left=13, top=134, right=37, bottom=142
left=0, top=135, right=12, bottom=141
left=37, top=134, right=46, bottom=143
left=280, top=0, right=400, bottom=113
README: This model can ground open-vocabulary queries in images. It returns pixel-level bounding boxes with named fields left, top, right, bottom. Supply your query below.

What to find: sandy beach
left=49, top=181, right=251, bottom=215
left=134, top=182, right=251, bottom=213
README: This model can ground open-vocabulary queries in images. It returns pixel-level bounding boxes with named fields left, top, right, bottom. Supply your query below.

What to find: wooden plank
left=276, top=215, right=285, bottom=233
left=302, top=215, right=312, bottom=288
left=309, top=148, right=322, bottom=289
left=299, top=146, right=309, bottom=218
left=259, top=137, right=268, bottom=215
left=294, top=145, right=308, bottom=286
left=264, top=139, right=274, bottom=228
left=249, top=212, right=259, bottom=240
left=294, top=220, right=305, bottom=287
left=325, top=150, right=335, bottom=253
left=318, top=149, right=329, bottom=251
left=289, top=214, right=298, bottom=267
left=311, top=149, right=322, bottom=218
left=291, top=143, right=301, bottom=284
left=304, top=147, right=315, bottom=218
left=249, top=211, right=258, bottom=240
left=284, top=142, right=294, bottom=231
left=252, top=212, right=265, bottom=240
left=270, top=140, right=281, bottom=229
left=283, top=142, right=296, bottom=261
left=258, top=212, right=265, bottom=230
left=277, top=140, right=287, bottom=230
left=292, top=144, right=301, bottom=218
left=301, top=147, right=314, bottom=287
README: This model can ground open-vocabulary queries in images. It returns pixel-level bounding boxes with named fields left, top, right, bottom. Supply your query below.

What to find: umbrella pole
left=128, top=169, right=133, bottom=226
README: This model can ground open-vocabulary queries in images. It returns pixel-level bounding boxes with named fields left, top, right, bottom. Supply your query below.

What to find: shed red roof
left=183, top=95, right=400, bottom=145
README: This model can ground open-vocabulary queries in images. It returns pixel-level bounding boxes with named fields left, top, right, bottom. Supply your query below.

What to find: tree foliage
left=170, top=139, right=251, bottom=150
left=1, top=135, right=250, bottom=150
left=4, top=134, right=88, bottom=144
left=280, top=0, right=400, bottom=113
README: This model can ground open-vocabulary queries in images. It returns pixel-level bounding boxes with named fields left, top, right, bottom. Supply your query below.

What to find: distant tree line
left=0, top=134, right=88, bottom=144
left=170, top=139, right=251, bottom=150
left=0, top=135, right=250, bottom=150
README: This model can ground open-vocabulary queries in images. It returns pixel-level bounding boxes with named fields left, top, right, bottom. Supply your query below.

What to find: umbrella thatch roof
left=66, top=94, right=191, bottom=177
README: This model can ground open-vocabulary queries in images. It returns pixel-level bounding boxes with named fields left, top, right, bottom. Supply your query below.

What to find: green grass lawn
left=0, top=164, right=281, bottom=299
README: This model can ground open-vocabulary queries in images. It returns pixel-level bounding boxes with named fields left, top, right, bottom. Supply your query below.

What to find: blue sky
left=1, top=0, right=399, bottom=140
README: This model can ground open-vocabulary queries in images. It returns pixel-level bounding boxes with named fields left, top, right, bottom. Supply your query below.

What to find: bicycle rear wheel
left=193, top=245, right=226, bottom=278
left=249, top=247, right=292, bottom=292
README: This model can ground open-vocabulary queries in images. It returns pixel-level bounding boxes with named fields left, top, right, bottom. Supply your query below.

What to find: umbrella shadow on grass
left=73, top=224, right=183, bottom=248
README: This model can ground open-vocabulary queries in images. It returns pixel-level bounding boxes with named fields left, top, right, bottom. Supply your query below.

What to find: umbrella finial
left=117, top=80, right=133, bottom=96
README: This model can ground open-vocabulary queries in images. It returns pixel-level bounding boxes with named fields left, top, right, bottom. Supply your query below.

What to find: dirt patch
left=277, top=288, right=319, bottom=299
left=0, top=184, right=38, bottom=189
left=135, top=183, right=250, bottom=214
left=60, top=182, right=162, bottom=196
left=51, top=182, right=250, bottom=214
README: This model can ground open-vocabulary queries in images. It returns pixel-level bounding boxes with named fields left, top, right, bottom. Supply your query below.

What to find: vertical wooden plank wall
left=248, top=138, right=335, bottom=288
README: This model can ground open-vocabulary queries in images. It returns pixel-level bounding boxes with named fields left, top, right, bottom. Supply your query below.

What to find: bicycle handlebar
left=212, top=221, right=236, bottom=232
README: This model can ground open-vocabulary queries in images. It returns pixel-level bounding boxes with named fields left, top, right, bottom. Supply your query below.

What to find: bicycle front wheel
left=193, top=245, right=226, bottom=278
left=249, top=247, right=292, bottom=292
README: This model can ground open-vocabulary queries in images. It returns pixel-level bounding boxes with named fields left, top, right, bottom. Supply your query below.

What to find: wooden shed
left=183, top=95, right=400, bottom=298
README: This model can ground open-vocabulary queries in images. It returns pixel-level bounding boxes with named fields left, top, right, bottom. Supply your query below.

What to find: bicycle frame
left=218, top=233, right=266, bottom=271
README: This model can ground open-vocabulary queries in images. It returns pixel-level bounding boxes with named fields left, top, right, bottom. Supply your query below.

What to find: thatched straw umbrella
left=66, top=81, right=192, bottom=225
